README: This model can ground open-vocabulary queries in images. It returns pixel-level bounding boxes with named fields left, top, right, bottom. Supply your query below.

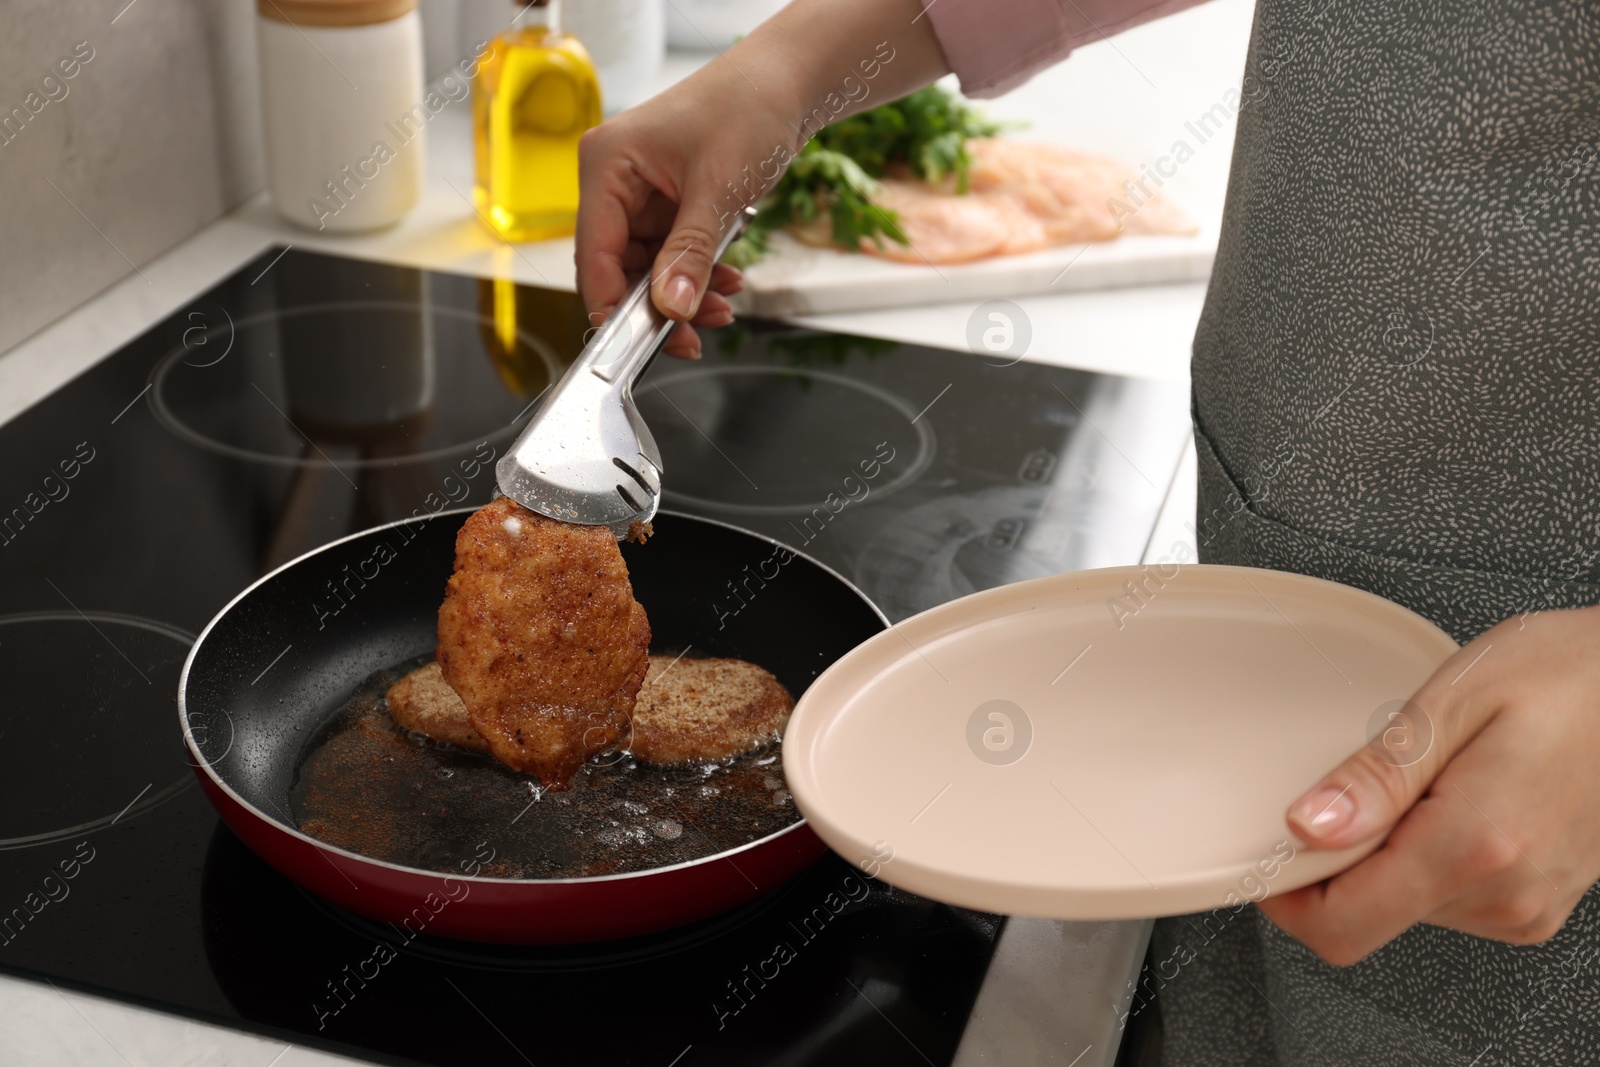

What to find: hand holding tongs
left=496, top=207, right=757, bottom=538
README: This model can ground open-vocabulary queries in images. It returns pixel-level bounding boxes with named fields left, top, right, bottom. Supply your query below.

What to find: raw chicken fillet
left=792, top=138, right=1197, bottom=264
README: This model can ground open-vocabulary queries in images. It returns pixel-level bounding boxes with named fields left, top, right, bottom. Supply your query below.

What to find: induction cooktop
left=0, top=246, right=1188, bottom=1066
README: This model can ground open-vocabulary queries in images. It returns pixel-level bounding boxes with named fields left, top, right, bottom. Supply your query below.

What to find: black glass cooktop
left=0, top=247, right=1188, bottom=1065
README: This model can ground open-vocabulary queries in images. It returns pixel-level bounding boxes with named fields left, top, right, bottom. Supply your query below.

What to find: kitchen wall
left=0, top=0, right=262, bottom=354
left=0, top=0, right=495, bottom=357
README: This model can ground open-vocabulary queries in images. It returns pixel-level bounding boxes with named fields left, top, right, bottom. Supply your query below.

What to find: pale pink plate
left=783, top=564, right=1459, bottom=920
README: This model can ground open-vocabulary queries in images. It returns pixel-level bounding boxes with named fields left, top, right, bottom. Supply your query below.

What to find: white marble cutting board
left=733, top=222, right=1217, bottom=316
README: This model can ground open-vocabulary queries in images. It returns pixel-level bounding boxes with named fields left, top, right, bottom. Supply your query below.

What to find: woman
left=573, top=0, right=1600, bottom=1061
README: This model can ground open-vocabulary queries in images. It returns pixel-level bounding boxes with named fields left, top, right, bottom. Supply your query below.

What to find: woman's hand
left=573, top=0, right=948, bottom=358
left=574, top=58, right=785, bottom=358
left=1258, top=604, right=1600, bottom=966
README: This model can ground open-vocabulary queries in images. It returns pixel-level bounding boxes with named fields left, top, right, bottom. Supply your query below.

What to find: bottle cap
left=510, top=0, right=560, bottom=30
left=258, top=0, right=417, bottom=27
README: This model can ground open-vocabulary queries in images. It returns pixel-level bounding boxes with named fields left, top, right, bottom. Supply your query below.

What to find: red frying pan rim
left=177, top=504, right=887, bottom=887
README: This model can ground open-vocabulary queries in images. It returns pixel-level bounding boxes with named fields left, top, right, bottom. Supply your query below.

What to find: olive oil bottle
left=472, top=0, right=602, bottom=242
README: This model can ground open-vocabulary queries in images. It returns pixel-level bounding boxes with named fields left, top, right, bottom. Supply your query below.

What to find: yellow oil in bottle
left=472, top=1, right=602, bottom=242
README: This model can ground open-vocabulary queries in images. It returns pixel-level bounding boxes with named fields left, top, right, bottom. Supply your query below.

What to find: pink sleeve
left=919, top=0, right=1216, bottom=98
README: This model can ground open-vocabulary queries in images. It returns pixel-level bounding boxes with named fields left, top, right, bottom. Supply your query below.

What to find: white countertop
left=0, top=0, right=1263, bottom=426
left=0, top=1, right=1245, bottom=1060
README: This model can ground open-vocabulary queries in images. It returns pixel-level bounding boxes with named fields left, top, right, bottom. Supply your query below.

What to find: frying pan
left=179, top=506, right=886, bottom=943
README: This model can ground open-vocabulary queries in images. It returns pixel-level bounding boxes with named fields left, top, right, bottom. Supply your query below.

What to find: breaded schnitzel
left=629, top=655, right=793, bottom=767
left=386, top=660, right=490, bottom=753
left=386, top=652, right=792, bottom=770
left=436, top=498, right=650, bottom=789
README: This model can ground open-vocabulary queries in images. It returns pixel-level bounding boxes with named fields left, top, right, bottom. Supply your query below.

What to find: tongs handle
left=579, top=206, right=757, bottom=387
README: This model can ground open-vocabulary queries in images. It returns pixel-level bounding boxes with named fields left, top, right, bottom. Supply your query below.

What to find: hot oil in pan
left=288, top=656, right=800, bottom=878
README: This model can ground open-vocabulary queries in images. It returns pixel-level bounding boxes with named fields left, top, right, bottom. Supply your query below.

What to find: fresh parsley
left=726, top=86, right=1006, bottom=266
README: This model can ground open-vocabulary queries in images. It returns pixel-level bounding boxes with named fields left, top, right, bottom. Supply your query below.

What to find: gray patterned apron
left=1148, top=0, right=1600, bottom=1062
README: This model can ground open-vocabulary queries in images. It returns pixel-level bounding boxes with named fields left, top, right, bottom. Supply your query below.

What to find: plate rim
left=782, top=563, right=1459, bottom=919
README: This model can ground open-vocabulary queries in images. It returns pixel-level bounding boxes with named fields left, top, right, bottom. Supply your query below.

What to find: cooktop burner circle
left=0, top=612, right=196, bottom=851
left=637, top=366, right=935, bottom=515
left=146, top=301, right=560, bottom=469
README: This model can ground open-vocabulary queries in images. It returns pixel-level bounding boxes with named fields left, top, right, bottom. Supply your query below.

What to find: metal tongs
left=496, top=206, right=757, bottom=538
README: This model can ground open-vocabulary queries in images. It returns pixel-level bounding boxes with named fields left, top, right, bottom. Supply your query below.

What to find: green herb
left=713, top=320, right=897, bottom=366
left=726, top=86, right=1007, bottom=267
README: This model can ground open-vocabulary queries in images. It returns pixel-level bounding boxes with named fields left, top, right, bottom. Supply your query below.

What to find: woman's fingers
left=1284, top=739, right=1437, bottom=850
left=1418, top=712, right=1582, bottom=944
left=580, top=222, right=743, bottom=348
left=574, top=161, right=646, bottom=320
left=650, top=177, right=742, bottom=324
left=583, top=255, right=739, bottom=363
left=1285, top=633, right=1501, bottom=852
left=574, top=128, right=680, bottom=315
left=709, top=262, right=745, bottom=296
left=611, top=246, right=740, bottom=296
left=658, top=292, right=737, bottom=361
left=619, top=241, right=654, bottom=276
left=1264, top=607, right=1600, bottom=963
left=693, top=290, right=734, bottom=325
left=1259, top=791, right=1472, bottom=965
left=662, top=322, right=703, bottom=361
left=1261, top=728, right=1582, bottom=965
left=1259, top=630, right=1505, bottom=965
